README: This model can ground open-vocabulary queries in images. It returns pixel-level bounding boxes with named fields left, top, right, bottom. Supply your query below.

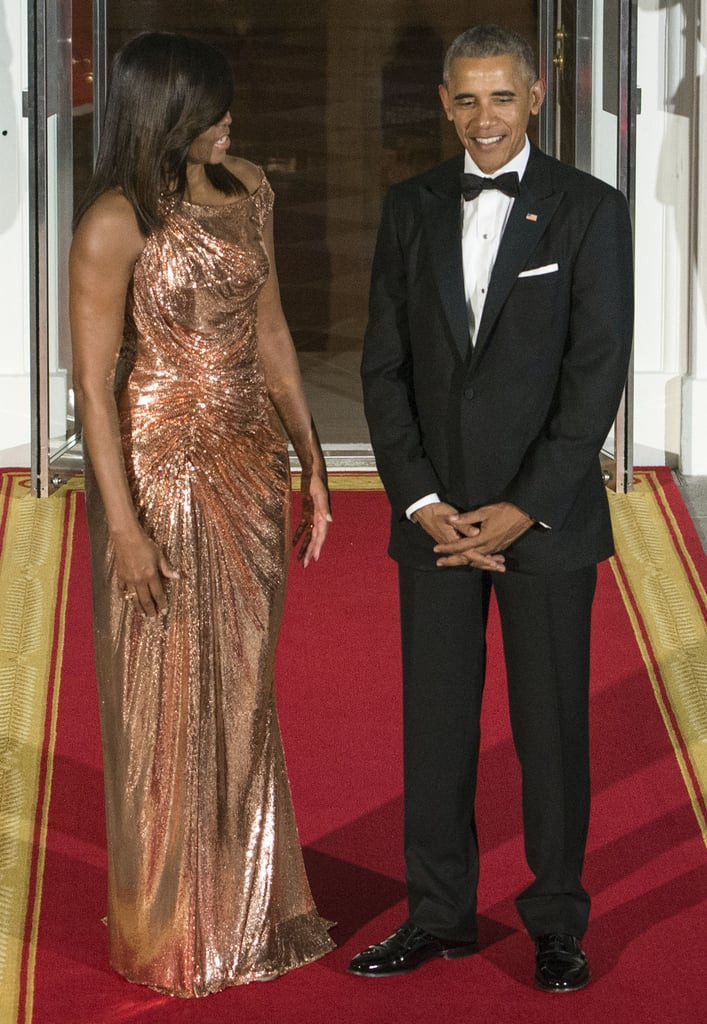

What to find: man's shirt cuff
left=406, top=493, right=441, bottom=520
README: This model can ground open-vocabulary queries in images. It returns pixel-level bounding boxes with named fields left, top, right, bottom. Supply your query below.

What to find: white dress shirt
left=406, top=139, right=531, bottom=521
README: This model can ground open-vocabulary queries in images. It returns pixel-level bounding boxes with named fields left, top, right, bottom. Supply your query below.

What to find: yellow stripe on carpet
left=291, top=472, right=384, bottom=491
left=609, top=470, right=707, bottom=844
left=0, top=474, right=80, bottom=1024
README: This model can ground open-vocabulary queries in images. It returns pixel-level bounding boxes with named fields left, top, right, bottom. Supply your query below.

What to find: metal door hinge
left=553, top=27, right=566, bottom=74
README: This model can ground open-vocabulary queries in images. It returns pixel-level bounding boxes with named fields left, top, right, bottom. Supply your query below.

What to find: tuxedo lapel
left=471, top=150, right=563, bottom=360
left=420, top=157, right=469, bottom=362
left=416, top=149, right=564, bottom=364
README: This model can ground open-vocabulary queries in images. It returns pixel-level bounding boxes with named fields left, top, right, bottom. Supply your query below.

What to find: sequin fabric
left=84, top=176, right=334, bottom=997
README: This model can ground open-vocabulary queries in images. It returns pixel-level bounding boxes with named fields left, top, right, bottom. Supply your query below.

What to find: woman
left=70, top=32, right=334, bottom=997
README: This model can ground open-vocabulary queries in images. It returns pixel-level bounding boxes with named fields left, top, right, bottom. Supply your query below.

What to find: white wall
left=0, top=0, right=31, bottom=465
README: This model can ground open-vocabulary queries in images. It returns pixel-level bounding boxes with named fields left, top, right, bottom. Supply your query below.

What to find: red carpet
left=18, top=472, right=707, bottom=1022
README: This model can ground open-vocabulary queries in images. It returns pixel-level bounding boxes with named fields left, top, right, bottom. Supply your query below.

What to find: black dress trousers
left=398, top=561, right=597, bottom=941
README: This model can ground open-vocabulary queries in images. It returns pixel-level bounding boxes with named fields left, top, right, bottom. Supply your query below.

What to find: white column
left=683, top=1, right=707, bottom=474
left=0, top=0, right=31, bottom=465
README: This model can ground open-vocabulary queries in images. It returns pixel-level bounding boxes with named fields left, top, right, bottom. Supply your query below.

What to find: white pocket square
left=518, top=263, right=559, bottom=278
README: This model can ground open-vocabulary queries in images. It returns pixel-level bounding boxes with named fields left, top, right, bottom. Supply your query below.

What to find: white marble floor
left=298, top=350, right=375, bottom=470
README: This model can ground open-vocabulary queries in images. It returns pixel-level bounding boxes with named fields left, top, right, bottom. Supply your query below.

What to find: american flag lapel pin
left=526, top=213, right=538, bottom=222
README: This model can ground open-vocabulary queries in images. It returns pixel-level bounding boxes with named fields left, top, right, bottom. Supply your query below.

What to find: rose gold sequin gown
left=84, top=176, right=334, bottom=997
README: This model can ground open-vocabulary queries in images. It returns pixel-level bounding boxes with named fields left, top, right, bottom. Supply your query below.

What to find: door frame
left=613, top=0, right=639, bottom=493
left=27, top=0, right=52, bottom=496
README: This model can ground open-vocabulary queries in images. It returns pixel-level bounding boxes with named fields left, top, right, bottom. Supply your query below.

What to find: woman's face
left=187, top=112, right=232, bottom=165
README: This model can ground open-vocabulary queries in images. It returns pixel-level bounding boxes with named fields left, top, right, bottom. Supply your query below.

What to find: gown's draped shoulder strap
left=251, top=171, right=275, bottom=227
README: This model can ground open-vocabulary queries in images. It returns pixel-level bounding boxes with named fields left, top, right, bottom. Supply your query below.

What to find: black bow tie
left=460, top=171, right=521, bottom=201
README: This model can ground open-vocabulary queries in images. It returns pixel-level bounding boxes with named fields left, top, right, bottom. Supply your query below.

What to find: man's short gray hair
left=443, top=25, right=538, bottom=84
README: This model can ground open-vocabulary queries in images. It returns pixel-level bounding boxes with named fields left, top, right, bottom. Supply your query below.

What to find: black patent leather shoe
left=347, top=920, right=477, bottom=978
left=534, top=933, right=591, bottom=992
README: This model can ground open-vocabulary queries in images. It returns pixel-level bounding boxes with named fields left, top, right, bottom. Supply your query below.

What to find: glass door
left=28, top=0, right=101, bottom=496
left=544, top=0, right=636, bottom=493
left=610, top=0, right=638, bottom=493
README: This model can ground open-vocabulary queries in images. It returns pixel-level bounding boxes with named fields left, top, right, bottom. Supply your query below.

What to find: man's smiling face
left=439, top=54, right=545, bottom=174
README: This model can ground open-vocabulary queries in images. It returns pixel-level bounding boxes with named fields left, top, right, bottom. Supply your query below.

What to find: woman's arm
left=70, top=193, right=178, bottom=615
left=256, top=207, right=331, bottom=567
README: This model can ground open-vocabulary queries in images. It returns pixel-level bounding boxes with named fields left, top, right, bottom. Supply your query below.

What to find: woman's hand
left=113, top=526, right=180, bottom=617
left=293, top=472, right=332, bottom=567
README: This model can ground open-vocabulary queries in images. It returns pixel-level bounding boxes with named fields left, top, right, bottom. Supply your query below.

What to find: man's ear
left=529, top=78, right=546, bottom=116
left=438, top=83, right=453, bottom=121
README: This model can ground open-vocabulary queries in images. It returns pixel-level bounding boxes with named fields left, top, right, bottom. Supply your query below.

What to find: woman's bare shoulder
left=73, top=191, right=145, bottom=264
left=224, top=156, right=265, bottom=194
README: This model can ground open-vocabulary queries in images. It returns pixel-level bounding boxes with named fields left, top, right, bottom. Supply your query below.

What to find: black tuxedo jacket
left=361, top=145, right=634, bottom=573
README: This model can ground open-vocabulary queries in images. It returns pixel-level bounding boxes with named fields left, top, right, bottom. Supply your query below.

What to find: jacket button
left=464, top=386, right=475, bottom=399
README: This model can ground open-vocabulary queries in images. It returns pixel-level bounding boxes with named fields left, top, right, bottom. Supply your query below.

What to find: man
left=348, top=25, right=633, bottom=992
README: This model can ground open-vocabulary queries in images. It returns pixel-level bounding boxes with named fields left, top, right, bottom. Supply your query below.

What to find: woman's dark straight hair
left=74, top=32, right=246, bottom=235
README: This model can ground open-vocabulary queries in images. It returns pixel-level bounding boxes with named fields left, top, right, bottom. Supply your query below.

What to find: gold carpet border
left=608, top=471, right=707, bottom=845
left=24, top=492, right=76, bottom=1024
left=0, top=474, right=77, bottom=1023
left=66, top=471, right=384, bottom=493
left=291, top=472, right=383, bottom=492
